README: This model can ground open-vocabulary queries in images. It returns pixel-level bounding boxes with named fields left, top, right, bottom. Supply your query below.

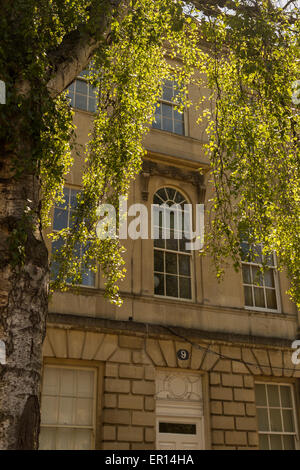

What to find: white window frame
left=40, top=365, right=97, bottom=450
left=153, top=187, right=193, bottom=302
left=67, top=70, right=98, bottom=113
left=152, top=79, right=186, bottom=136
left=255, top=381, right=299, bottom=450
left=51, top=186, right=96, bottom=288
left=241, top=243, right=281, bottom=313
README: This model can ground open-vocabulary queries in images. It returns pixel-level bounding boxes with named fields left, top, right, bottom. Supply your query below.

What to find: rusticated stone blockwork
left=43, top=325, right=300, bottom=450
left=103, top=360, right=156, bottom=450
left=102, top=337, right=156, bottom=450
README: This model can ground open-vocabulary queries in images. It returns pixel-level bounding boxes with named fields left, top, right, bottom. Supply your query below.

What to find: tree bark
left=0, top=143, right=49, bottom=449
left=0, top=0, right=126, bottom=450
left=46, top=0, right=124, bottom=98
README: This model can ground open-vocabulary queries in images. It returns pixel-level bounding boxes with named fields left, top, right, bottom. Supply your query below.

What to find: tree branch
left=46, top=0, right=123, bottom=98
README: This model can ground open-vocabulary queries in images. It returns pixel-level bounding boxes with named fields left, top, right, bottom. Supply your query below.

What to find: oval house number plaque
left=176, top=349, right=189, bottom=361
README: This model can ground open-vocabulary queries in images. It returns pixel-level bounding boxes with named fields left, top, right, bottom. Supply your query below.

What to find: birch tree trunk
left=0, top=0, right=122, bottom=449
left=0, top=142, right=49, bottom=449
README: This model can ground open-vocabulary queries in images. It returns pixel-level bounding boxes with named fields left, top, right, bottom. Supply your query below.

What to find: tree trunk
left=0, top=145, right=49, bottom=449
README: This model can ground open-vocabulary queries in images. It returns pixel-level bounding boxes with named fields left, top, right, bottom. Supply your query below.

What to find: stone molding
left=43, top=326, right=300, bottom=378
left=47, top=313, right=295, bottom=349
left=140, top=160, right=206, bottom=204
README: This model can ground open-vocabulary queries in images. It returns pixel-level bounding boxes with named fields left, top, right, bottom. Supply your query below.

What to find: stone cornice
left=141, top=158, right=206, bottom=203
left=47, top=312, right=295, bottom=349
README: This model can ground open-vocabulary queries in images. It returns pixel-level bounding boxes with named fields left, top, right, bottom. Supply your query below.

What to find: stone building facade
left=39, top=72, right=300, bottom=450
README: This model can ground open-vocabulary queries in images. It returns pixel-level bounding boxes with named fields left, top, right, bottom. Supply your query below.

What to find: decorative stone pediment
left=141, top=160, right=206, bottom=204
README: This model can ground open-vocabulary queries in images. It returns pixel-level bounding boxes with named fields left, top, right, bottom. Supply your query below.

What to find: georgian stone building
left=39, top=73, right=300, bottom=450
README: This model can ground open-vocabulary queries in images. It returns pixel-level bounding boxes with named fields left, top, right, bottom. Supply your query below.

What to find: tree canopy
left=0, top=0, right=299, bottom=306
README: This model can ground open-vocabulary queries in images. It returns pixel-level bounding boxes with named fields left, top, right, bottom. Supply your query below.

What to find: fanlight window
left=153, top=187, right=192, bottom=300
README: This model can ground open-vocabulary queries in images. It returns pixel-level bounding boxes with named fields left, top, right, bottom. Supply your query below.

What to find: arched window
left=153, top=187, right=192, bottom=300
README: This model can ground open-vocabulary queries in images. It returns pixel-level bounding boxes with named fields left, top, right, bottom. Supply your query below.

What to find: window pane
left=269, top=409, right=282, bottom=432
left=53, top=208, right=68, bottom=231
left=173, top=109, right=183, bottom=121
left=240, top=241, right=251, bottom=261
left=174, top=119, right=184, bottom=135
left=179, top=255, right=190, bottom=276
left=254, top=287, right=265, bottom=308
left=153, top=194, right=162, bottom=206
left=244, top=286, right=253, bottom=306
left=259, top=434, right=269, bottom=450
left=76, top=80, right=87, bottom=94
left=174, top=192, right=185, bottom=204
left=154, top=273, right=164, bottom=295
left=162, top=117, right=173, bottom=132
left=75, top=93, right=87, bottom=110
left=253, top=244, right=263, bottom=263
left=283, top=435, right=295, bottom=450
left=166, top=235, right=178, bottom=251
left=56, top=428, right=75, bottom=450
left=179, top=277, right=191, bottom=299
left=166, top=275, right=178, bottom=297
left=270, top=434, right=282, bottom=450
left=179, top=236, right=190, bottom=253
left=153, top=112, right=161, bottom=129
left=266, top=289, right=277, bottom=310
left=264, top=269, right=275, bottom=287
left=242, top=264, right=251, bottom=284
left=76, top=398, right=93, bottom=426
left=159, top=422, right=196, bottom=434
left=70, top=189, right=80, bottom=209
left=252, top=266, right=263, bottom=286
left=282, top=409, right=294, bottom=432
left=165, top=252, right=177, bottom=274
left=43, top=367, right=60, bottom=395
left=39, top=427, right=56, bottom=450
left=154, top=250, right=164, bottom=272
left=60, top=369, right=76, bottom=396
left=69, top=209, right=77, bottom=229
left=41, top=396, right=59, bottom=424
left=255, top=384, right=267, bottom=406
left=164, top=79, right=174, bottom=88
left=166, top=188, right=176, bottom=201
left=162, top=103, right=172, bottom=118
left=68, top=92, right=75, bottom=107
left=162, top=85, right=173, bottom=101
left=81, top=269, right=95, bottom=287
left=56, top=187, right=70, bottom=208
left=154, top=236, right=164, bottom=249
left=280, top=386, right=292, bottom=408
left=51, top=238, right=64, bottom=257
left=265, top=252, right=275, bottom=266
left=74, top=429, right=92, bottom=450
left=58, top=396, right=74, bottom=425
left=77, top=370, right=94, bottom=398
left=267, top=385, right=280, bottom=407
left=257, top=408, right=269, bottom=431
